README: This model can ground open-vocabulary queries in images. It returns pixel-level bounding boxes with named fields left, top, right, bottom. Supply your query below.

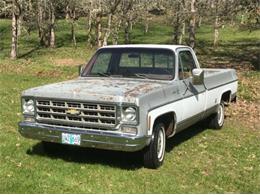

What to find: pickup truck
left=18, top=45, right=238, bottom=169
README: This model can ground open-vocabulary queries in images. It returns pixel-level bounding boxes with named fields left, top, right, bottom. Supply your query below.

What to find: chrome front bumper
left=18, top=122, right=151, bottom=152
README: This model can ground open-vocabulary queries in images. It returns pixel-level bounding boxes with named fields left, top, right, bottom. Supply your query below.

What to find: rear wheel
left=208, top=101, right=225, bottom=129
left=143, top=123, right=166, bottom=169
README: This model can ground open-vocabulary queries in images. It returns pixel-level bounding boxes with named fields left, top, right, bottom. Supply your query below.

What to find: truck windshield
left=82, top=48, right=175, bottom=80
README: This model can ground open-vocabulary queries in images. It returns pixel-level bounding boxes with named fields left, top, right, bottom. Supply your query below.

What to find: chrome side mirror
left=192, top=68, right=204, bottom=85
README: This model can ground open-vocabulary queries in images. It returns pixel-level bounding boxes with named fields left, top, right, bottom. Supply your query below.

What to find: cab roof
left=101, top=44, right=191, bottom=52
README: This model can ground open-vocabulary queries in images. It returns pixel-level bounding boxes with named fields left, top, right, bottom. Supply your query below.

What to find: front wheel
left=143, top=123, right=166, bottom=169
left=208, top=101, right=225, bottom=129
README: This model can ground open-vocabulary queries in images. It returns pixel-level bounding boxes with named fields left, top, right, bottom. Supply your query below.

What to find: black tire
left=143, top=123, right=166, bottom=169
left=208, top=101, right=225, bottom=129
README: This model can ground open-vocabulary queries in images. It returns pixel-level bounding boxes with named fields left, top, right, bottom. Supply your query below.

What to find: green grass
left=0, top=18, right=260, bottom=193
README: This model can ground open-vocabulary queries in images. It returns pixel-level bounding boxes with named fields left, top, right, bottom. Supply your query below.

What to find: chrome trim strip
left=207, top=80, right=238, bottom=91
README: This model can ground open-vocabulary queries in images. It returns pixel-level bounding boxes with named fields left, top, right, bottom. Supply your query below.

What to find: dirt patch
left=53, top=58, right=85, bottom=66
left=35, top=70, right=64, bottom=78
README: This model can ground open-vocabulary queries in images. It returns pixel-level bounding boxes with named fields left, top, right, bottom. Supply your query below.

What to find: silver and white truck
left=19, top=45, right=238, bottom=168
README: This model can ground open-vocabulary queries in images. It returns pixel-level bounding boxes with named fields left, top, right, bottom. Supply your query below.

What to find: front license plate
left=62, top=133, right=81, bottom=146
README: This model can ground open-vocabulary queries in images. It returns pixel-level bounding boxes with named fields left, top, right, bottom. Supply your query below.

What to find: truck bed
left=203, top=68, right=237, bottom=90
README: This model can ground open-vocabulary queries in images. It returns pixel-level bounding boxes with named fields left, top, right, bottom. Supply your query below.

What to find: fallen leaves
left=225, top=71, right=260, bottom=131
left=226, top=100, right=259, bottom=131
left=36, top=70, right=64, bottom=78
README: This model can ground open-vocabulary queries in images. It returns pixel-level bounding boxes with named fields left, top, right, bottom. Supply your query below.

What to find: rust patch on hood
left=124, top=83, right=160, bottom=97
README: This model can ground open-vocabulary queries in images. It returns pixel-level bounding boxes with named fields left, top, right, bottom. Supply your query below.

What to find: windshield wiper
left=133, top=73, right=150, bottom=79
left=96, top=72, right=111, bottom=77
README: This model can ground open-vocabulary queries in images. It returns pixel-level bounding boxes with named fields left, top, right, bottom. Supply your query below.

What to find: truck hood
left=22, top=77, right=167, bottom=104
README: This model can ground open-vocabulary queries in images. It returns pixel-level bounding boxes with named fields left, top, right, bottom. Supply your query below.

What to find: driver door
left=177, top=49, right=206, bottom=129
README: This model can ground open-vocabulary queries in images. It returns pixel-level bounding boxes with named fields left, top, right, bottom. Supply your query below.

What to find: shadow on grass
left=18, top=46, right=41, bottom=59
left=166, top=122, right=207, bottom=152
left=196, top=39, right=260, bottom=70
left=27, top=142, right=144, bottom=170
left=55, top=33, right=88, bottom=48
left=26, top=122, right=208, bottom=170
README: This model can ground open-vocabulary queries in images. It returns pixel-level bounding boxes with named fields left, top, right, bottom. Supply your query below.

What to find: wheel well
left=221, top=91, right=231, bottom=104
left=154, top=112, right=176, bottom=137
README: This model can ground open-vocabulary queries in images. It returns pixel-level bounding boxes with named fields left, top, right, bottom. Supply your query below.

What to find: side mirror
left=78, top=65, right=83, bottom=76
left=192, top=68, right=204, bottom=85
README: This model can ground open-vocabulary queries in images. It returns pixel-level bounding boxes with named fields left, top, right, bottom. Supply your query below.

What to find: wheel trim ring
left=157, top=127, right=165, bottom=162
left=218, top=104, right=224, bottom=126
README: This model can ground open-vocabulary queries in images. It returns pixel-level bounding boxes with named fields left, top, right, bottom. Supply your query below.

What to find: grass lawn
left=0, top=18, right=259, bottom=193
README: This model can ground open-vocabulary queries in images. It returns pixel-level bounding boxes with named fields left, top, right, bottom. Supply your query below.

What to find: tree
left=9, top=0, right=24, bottom=59
left=188, top=0, right=196, bottom=48
left=166, top=0, right=188, bottom=45
left=83, top=0, right=122, bottom=47
left=64, top=0, right=85, bottom=47
left=36, top=0, right=60, bottom=48
left=238, top=0, right=260, bottom=29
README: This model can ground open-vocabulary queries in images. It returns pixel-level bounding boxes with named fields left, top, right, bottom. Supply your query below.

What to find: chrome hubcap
left=157, top=127, right=165, bottom=161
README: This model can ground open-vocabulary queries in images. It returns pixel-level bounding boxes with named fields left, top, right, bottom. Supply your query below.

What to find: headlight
left=122, top=106, right=137, bottom=123
left=22, top=99, right=35, bottom=115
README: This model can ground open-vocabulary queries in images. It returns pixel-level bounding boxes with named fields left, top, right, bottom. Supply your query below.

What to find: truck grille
left=35, top=99, right=117, bottom=130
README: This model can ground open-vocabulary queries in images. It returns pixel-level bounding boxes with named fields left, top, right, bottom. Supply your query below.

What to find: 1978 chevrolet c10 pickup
left=19, top=45, right=238, bottom=168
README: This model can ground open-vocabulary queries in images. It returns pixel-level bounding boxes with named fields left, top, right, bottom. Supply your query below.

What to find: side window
left=178, top=51, right=196, bottom=80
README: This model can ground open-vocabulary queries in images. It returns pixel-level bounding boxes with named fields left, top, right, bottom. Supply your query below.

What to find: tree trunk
left=17, top=16, right=22, bottom=36
left=189, top=0, right=196, bottom=49
left=173, top=10, right=180, bottom=44
left=214, top=16, right=219, bottom=47
left=198, top=16, right=202, bottom=27
left=145, top=22, right=149, bottom=34
left=103, top=13, right=112, bottom=46
left=65, top=5, right=70, bottom=21
left=130, top=21, right=133, bottom=31
left=71, top=10, right=77, bottom=47
left=179, top=22, right=185, bottom=45
left=10, top=11, right=18, bottom=59
left=96, top=14, right=102, bottom=47
left=86, top=10, right=94, bottom=46
left=241, top=14, right=245, bottom=24
left=71, top=21, right=76, bottom=47
left=124, top=20, right=130, bottom=44
left=87, top=10, right=92, bottom=35
left=144, top=11, right=149, bottom=34
left=37, top=0, right=43, bottom=43
left=230, top=15, right=235, bottom=26
left=112, top=19, right=121, bottom=45
left=49, top=3, right=55, bottom=48
left=37, top=0, right=48, bottom=47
